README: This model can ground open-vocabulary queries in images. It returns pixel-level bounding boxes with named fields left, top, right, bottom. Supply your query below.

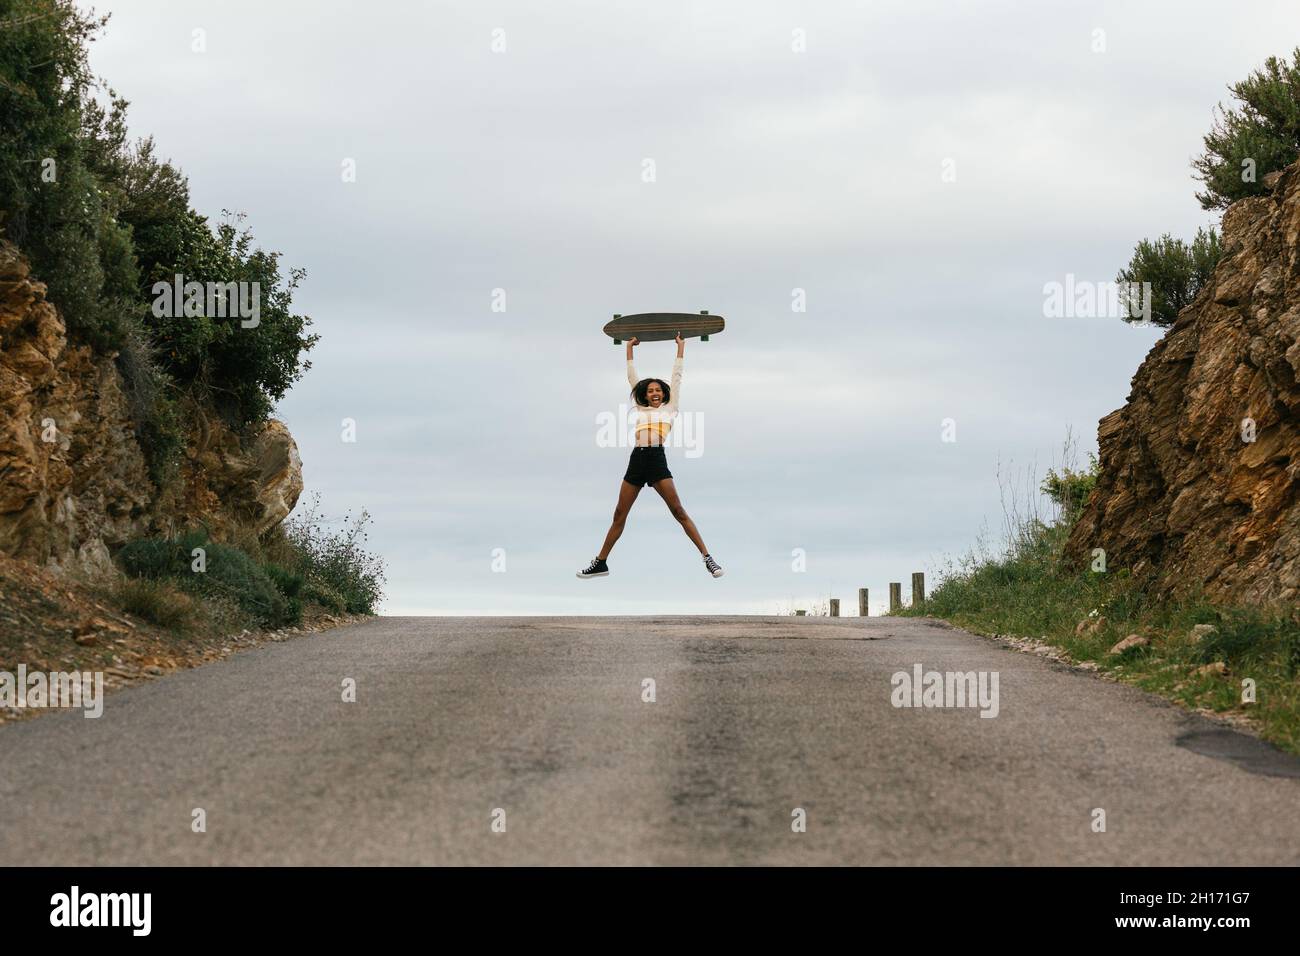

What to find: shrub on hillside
left=283, top=495, right=386, bottom=615
left=263, top=562, right=305, bottom=623
left=0, top=2, right=128, bottom=350
left=1, top=0, right=317, bottom=459
left=1113, top=48, right=1300, bottom=330
left=118, top=530, right=295, bottom=627
left=1115, top=228, right=1221, bottom=328
left=145, top=212, right=318, bottom=428
left=1040, top=454, right=1100, bottom=523
left=1193, top=48, right=1300, bottom=210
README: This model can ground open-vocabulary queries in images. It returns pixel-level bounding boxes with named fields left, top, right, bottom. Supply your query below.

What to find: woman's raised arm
left=667, top=332, right=684, bottom=410
left=626, top=336, right=640, bottom=389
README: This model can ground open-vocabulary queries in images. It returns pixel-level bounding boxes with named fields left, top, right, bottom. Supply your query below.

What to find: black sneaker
left=576, top=557, right=609, bottom=579
left=703, top=554, right=724, bottom=578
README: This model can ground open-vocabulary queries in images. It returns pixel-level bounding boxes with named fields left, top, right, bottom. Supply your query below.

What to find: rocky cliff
left=1065, top=163, right=1300, bottom=604
left=0, top=240, right=303, bottom=576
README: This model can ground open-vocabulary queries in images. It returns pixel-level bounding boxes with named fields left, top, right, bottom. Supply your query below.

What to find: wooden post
left=912, top=572, right=925, bottom=608
left=858, top=587, right=868, bottom=617
left=830, top=598, right=840, bottom=617
left=889, top=583, right=901, bottom=612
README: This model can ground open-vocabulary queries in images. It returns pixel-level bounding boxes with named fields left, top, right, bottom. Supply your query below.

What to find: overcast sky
left=84, top=0, right=1300, bottom=614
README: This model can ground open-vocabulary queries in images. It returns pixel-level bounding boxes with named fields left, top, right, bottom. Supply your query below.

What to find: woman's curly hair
left=631, top=377, right=671, bottom=407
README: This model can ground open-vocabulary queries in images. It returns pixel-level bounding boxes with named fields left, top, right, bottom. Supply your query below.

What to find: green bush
left=1193, top=48, right=1300, bottom=210
left=1113, top=49, right=1300, bottom=330
left=0, top=1, right=124, bottom=349
left=145, top=213, right=318, bottom=427
left=303, top=579, right=347, bottom=614
left=283, top=495, right=386, bottom=614
left=118, top=530, right=297, bottom=627
left=1, top=1, right=318, bottom=436
left=1039, top=454, right=1099, bottom=523
left=116, top=534, right=187, bottom=579
left=263, top=563, right=304, bottom=599
left=262, top=563, right=305, bottom=623
left=1115, top=228, right=1221, bottom=328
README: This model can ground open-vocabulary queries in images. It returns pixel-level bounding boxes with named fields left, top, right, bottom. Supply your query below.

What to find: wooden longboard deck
left=603, top=312, right=725, bottom=343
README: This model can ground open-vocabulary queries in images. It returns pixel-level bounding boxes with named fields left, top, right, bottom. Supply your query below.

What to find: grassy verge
left=896, top=459, right=1300, bottom=755
left=0, top=550, right=370, bottom=727
left=112, top=496, right=385, bottom=633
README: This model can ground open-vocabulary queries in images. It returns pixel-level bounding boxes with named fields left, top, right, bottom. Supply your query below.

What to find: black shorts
left=623, top=445, right=673, bottom=487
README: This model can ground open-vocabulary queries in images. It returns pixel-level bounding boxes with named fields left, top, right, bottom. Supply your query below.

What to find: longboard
left=603, top=311, right=725, bottom=344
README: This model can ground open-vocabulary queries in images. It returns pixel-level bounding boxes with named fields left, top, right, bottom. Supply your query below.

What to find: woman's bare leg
left=651, top=478, right=708, bottom=555
left=597, top=480, right=643, bottom=560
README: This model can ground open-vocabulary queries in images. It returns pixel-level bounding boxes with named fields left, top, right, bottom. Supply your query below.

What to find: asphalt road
left=2, top=615, right=1298, bottom=865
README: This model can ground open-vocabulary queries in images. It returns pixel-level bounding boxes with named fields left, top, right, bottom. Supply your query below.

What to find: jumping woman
left=577, top=332, right=724, bottom=579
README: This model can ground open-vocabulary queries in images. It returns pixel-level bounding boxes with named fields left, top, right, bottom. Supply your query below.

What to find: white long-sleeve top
left=627, top=357, right=682, bottom=444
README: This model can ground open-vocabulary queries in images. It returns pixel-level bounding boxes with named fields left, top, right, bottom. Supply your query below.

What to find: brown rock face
left=0, top=244, right=155, bottom=570
left=0, top=241, right=303, bottom=571
left=181, top=417, right=304, bottom=538
left=1065, top=162, right=1300, bottom=604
